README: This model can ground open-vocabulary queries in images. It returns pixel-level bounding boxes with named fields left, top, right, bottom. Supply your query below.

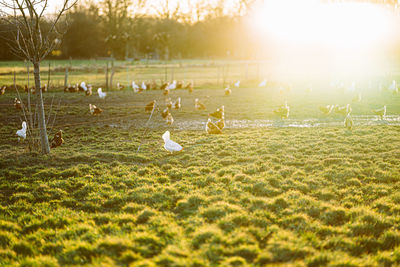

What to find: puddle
left=105, top=115, right=400, bottom=130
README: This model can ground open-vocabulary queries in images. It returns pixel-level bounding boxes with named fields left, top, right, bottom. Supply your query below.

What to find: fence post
left=64, top=68, right=68, bottom=88
left=47, top=62, right=51, bottom=90
left=105, top=61, right=109, bottom=90
left=110, top=59, right=115, bottom=90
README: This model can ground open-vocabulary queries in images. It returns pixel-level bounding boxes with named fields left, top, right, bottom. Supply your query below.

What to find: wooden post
left=245, top=62, right=249, bottom=82
left=110, top=59, right=115, bottom=90
left=164, top=66, right=168, bottom=82
left=64, top=68, right=68, bottom=88
left=105, top=61, right=109, bottom=90
left=217, top=66, right=220, bottom=86
left=47, top=62, right=51, bottom=91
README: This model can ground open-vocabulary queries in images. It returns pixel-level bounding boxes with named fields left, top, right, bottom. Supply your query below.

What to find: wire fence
left=0, top=60, right=272, bottom=90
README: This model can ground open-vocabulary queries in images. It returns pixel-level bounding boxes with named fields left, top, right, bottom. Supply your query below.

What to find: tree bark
left=33, top=62, right=50, bottom=154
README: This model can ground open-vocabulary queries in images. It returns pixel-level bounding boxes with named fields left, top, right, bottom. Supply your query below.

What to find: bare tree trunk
left=33, top=62, right=50, bottom=154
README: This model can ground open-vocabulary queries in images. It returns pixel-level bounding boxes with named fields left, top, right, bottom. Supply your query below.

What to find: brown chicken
left=176, top=81, right=183, bottom=89
left=173, top=97, right=181, bottom=109
left=216, top=118, right=225, bottom=130
left=224, top=86, right=231, bottom=96
left=206, top=118, right=223, bottom=134
left=50, top=130, right=64, bottom=149
left=161, top=107, right=170, bottom=119
left=166, top=112, right=174, bottom=125
left=117, top=83, right=125, bottom=90
left=185, top=82, right=193, bottom=93
left=14, top=98, right=22, bottom=110
left=195, top=98, right=206, bottom=110
left=89, top=104, right=103, bottom=115
left=209, top=106, right=224, bottom=119
left=165, top=98, right=173, bottom=109
left=85, top=86, right=93, bottom=96
left=145, top=100, right=157, bottom=112
left=160, top=82, right=169, bottom=90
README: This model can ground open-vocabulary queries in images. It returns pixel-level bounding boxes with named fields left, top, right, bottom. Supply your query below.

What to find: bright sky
left=48, top=0, right=238, bottom=15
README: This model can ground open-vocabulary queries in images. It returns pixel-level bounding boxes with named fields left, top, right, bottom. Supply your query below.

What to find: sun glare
left=248, top=0, right=399, bottom=77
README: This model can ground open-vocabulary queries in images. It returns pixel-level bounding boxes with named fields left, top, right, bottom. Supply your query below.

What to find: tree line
left=0, top=0, right=257, bottom=61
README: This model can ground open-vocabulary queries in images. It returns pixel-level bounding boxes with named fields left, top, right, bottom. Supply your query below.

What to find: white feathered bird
left=141, top=81, right=147, bottom=90
left=346, top=81, right=356, bottom=93
left=132, top=81, right=139, bottom=92
left=162, top=131, right=183, bottom=153
left=80, top=81, right=88, bottom=92
left=259, top=80, right=267, bottom=87
left=16, top=121, right=27, bottom=140
left=388, top=80, right=399, bottom=94
left=234, top=80, right=240, bottom=88
left=167, top=80, right=177, bottom=90
left=97, top=88, right=106, bottom=99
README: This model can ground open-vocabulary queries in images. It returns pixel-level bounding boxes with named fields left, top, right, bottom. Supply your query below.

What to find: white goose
left=234, top=80, right=240, bottom=88
left=162, top=131, right=183, bottom=153
left=16, top=121, right=27, bottom=140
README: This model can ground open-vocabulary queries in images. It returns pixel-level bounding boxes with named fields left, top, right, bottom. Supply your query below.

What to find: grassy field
left=0, top=61, right=400, bottom=266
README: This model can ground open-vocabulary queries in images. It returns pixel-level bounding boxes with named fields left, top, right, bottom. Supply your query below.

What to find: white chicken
left=173, top=97, right=181, bottom=109
left=132, top=81, right=140, bottom=92
left=234, top=80, right=240, bottom=88
left=259, top=80, right=267, bottom=87
left=388, top=80, right=399, bottom=94
left=141, top=81, right=147, bottom=91
left=16, top=121, right=27, bottom=140
left=346, top=81, right=356, bottom=93
left=344, top=114, right=353, bottom=130
left=167, top=80, right=177, bottom=90
left=80, top=81, right=88, bottom=92
left=162, top=131, right=183, bottom=153
left=97, top=88, right=106, bottom=99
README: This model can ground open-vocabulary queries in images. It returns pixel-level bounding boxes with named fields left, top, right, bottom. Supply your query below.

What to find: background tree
left=0, top=0, right=77, bottom=154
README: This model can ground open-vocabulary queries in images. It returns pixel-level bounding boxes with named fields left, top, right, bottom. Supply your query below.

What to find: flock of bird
left=5, top=77, right=398, bottom=153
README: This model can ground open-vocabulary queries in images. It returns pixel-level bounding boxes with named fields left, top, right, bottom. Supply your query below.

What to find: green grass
left=0, top=62, right=400, bottom=265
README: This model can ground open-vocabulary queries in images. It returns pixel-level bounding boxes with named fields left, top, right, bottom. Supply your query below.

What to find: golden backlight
left=248, top=0, right=399, bottom=78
